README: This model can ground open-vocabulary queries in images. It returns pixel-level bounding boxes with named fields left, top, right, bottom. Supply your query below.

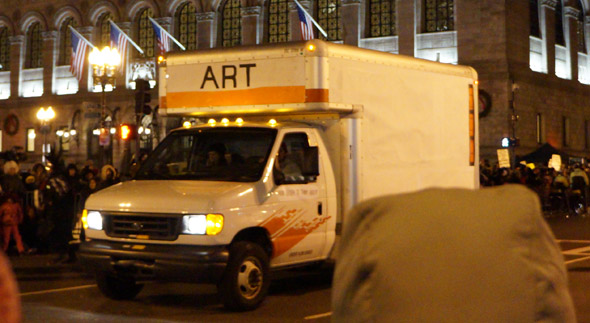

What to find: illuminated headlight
left=83, top=210, right=103, bottom=230
left=182, top=214, right=224, bottom=235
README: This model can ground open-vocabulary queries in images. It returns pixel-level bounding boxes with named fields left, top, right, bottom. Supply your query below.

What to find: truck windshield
left=135, top=127, right=277, bottom=182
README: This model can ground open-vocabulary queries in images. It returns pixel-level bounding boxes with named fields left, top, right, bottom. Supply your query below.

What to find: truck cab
left=80, top=119, right=337, bottom=310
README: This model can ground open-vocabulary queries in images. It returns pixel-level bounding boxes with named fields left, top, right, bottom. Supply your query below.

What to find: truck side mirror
left=302, top=146, right=319, bottom=177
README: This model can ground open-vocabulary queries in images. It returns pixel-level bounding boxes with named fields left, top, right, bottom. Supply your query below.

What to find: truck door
left=262, top=131, right=329, bottom=266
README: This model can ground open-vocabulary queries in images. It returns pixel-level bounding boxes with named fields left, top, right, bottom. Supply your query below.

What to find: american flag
left=110, top=21, right=128, bottom=69
left=296, top=4, right=314, bottom=41
left=70, top=30, right=89, bottom=81
left=151, top=19, right=171, bottom=54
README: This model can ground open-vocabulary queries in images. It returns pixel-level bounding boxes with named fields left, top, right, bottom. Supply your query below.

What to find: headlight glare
left=182, top=214, right=223, bottom=235
left=87, top=211, right=103, bottom=230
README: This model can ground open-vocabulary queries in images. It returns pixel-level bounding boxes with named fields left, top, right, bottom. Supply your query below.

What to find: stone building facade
left=0, top=0, right=588, bottom=170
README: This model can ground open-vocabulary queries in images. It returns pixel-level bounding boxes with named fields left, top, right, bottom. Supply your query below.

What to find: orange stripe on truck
left=165, top=87, right=328, bottom=108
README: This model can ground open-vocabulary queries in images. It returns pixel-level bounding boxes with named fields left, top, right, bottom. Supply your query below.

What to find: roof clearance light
left=235, top=118, right=244, bottom=124
left=268, top=119, right=277, bottom=126
left=221, top=118, right=230, bottom=125
left=182, top=121, right=191, bottom=128
left=208, top=119, right=216, bottom=126
left=307, top=44, right=316, bottom=52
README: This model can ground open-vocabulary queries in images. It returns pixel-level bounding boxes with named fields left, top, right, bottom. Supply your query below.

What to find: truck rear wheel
left=219, top=241, right=270, bottom=311
left=96, top=272, right=144, bottom=300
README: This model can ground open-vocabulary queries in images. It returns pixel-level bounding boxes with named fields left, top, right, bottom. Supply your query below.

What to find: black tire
left=218, top=241, right=270, bottom=311
left=96, top=272, right=144, bottom=300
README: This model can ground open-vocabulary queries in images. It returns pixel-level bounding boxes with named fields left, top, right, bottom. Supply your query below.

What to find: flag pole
left=148, top=17, right=186, bottom=51
left=293, top=0, right=329, bottom=39
left=108, top=20, right=144, bottom=54
left=69, top=26, right=97, bottom=49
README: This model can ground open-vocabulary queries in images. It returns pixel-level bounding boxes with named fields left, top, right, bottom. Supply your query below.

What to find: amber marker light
left=307, top=44, right=316, bottom=52
left=183, top=121, right=191, bottom=128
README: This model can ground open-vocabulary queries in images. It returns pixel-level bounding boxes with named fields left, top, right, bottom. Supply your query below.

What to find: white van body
left=80, top=40, right=479, bottom=310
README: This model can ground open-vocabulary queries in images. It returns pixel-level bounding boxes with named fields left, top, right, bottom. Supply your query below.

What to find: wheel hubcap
left=237, top=258, right=263, bottom=299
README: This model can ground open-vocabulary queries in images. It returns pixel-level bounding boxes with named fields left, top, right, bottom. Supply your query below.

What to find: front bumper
left=79, top=239, right=229, bottom=283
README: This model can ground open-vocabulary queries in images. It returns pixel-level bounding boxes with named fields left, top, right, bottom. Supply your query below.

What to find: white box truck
left=79, top=40, right=479, bottom=310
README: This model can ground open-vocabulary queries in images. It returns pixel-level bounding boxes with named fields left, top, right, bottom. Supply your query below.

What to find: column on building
left=241, top=6, right=262, bottom=45
left=78, top=26, right=93, bottom=93
left=197, top=12, right=216, bottom=48
left=42, top=31, right=57, bottom=97
left=8, top=35, right=23, bottom=98
left=564, top=5, right=579, bottom=80
left=397, top=0, right=414, bottom=56
left=540, top=0, right=557, bottom=75
left=341, top=0, right=360, bottom=46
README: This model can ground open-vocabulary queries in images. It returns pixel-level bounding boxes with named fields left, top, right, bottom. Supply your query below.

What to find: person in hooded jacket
left=96, top=165, right=119, bottom=191
left=332, top=185, right=575, bottom=323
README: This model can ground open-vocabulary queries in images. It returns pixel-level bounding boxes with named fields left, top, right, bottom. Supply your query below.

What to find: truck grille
left=104, top=213, right=180, bottom=241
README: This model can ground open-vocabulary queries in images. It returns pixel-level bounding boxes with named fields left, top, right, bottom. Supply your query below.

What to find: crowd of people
left=480, top=159, right=590, bottom=216
left=0, top=154, right=122, bottom=262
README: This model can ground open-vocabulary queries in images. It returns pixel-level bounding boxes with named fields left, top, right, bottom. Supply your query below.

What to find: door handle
left=318, top=202, right=323, bottom=215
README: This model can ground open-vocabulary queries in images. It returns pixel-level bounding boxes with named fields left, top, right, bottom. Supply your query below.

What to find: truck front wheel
left=219, top=241, right=270, bottom=311
left=96, top=272, right=144, bottom=300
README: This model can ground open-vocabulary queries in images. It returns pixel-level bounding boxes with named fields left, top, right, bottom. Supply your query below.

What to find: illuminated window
left=424, top=0, right=454, bottom=33
left=98, top=12, right=113, bottom=47
left=530, top=0, right=540, bottom=37
left=137, top=8, right=155, bottom=58
left=0, top=28, right=9, bottom=71
left=317, top=0, right=342, bottom=40
left=58, top=18, right=76, bottom=66
left=578, top=0, right=586, bottom=53
left=176, top=2, right=197, bottom=50
left=368, top=0, right=396, bottom=37
left=268, top=0, right=289, bottom=43
left=556, top=1, right=565, bottom=46
left=222, top=0, right=242, bottom=47
left=25, top=22, right=42, bottom=69
left=26, top=128, right=35, bottom=152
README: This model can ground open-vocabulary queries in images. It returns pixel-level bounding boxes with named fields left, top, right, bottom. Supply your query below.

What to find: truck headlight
left=182, top=214, right=223, bottom=235
left=83, top=210, right=103, bottom=230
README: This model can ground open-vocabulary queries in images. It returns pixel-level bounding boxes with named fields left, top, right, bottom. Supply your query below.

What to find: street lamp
left=89, top=46, right=120, bottom=166
left=36, top=106, right=55, bottom=164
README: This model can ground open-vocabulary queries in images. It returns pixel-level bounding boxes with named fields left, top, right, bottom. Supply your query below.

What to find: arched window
left=267, top=0, right=289, bottom=42
left=137, top=8, right=155, bottom=58
left=578, top=0, right=586, bottom=53
left=530, top=0, right=540, bottom=37
left=98, top=12, right=113, bottom=47
left=175, top=2, right=197, bottom=50
left=25, top=22, right=42, bottom=69
left=368, top=0, right=396, bottom=37
left=0, top=28, right=9, bottom=72
left=58, top=17, right=76, bottom=66
left=222, top=0, right=242, bottom=47
left=556, top=1, right=565, bottom=46
left=424, top=0, right=454, bottom=32
left=317, top=0, right=342, bottom=40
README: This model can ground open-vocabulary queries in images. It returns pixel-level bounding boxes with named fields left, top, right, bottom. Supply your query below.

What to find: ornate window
left=137, top=8, right=155, bottom=58
left=424, top=0, right=454, bottom=32
left=0, top=28, right=9, bottom=71
left=578, top=0, right=586, bottom=53
left=368, top=0, right=397, bottom=37
left=222, top=0, right=242, bottom=47
left=175, top=2, right=197, bottom=50
left=25, top=22, right=42, bottom=69
left=58, top=17, right=76, bottom=66
left=268, top=0, right=289, bottom=43
left=530, top=0, right=540, bottom=37
left=317, top=0, right=342, bottom=40
left=556, top=1, right=565, bottom=46
left=98, top=12, right=113, bottom=47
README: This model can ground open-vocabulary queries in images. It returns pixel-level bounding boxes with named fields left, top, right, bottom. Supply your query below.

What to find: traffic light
left=135, top=79, right=152, bottom=115
left=119, top=124, right=137, bottom=140
left=501, top=137, right=519, bottom=148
